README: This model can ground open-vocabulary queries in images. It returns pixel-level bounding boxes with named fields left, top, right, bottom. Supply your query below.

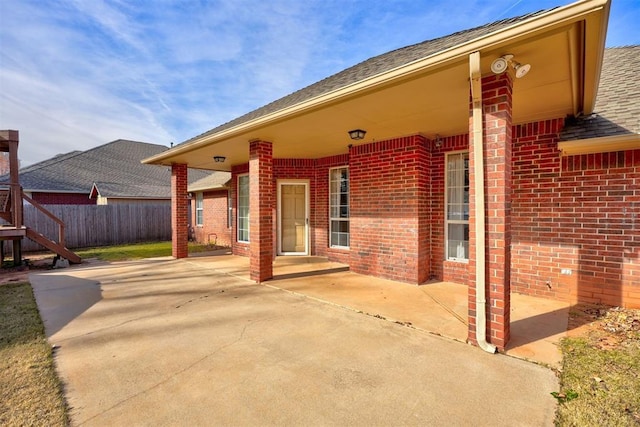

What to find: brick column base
left=171, top=163, right=189, bottom=259
left=468, top=72, right=513, bottom=350
left=249, top=140, right=274, bottom=282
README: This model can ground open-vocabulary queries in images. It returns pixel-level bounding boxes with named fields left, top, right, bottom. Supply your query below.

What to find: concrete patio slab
left=31, top=256, right=559, bottom=426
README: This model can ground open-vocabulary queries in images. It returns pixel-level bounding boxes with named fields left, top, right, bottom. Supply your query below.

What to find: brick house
left=187, top=172, right=232, bottom=247
left=144, top=0, right=639, bottom=351
left=4, top=139, right=210, bottom=205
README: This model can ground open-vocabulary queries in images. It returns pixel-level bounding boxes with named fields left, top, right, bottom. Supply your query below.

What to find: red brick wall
left=171, top=163, right=189, bottom=259
left=349, top=135, right=430, bottom=283
left=249, top=140, right=273, bottom=282
left=30, top=192, right=96, bottom=205
left=512, top=119, right=640, bottom=308
left=192, top=189, right=232, bottom=247
left=467, top=72, right=513, bottom=349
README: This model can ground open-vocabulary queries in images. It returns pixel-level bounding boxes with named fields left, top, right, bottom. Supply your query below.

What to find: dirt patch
left=568, top=304, right=640, bottom=350
left=0, top=256, right=56, bottom=286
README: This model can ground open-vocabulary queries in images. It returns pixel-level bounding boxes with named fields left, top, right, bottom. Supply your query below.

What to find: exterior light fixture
left=512, top=61, right=531, bottom=78
left=348, top=129, right=366, bottom=140
left=213, top=156, right=226, bottom=163
left=434, top=134, right=443, bottom=148
left=491, top=54, right=531, bottom=78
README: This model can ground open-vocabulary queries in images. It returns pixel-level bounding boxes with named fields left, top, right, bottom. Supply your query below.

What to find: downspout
left=469, top=51, right=497, bottom=354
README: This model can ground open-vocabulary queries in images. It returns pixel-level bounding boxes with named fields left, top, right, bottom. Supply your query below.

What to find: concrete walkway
left=31, top=256, right=559, bottom=426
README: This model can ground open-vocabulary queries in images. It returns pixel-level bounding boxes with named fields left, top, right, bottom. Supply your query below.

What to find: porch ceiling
left=144, top=0, right=609, bottom=172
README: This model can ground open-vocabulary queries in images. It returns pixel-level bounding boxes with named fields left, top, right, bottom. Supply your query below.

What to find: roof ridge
left=19, top=150, right=85, bottom=174
left=20, top=139, right=165, bottom=173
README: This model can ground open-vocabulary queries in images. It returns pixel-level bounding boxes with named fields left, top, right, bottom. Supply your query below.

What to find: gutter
left=469, top=51, right=497, bottom=354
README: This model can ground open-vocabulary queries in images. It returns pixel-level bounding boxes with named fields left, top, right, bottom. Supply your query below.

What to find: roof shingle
left=179, top=9, right=551, bottom=146
left=3, top=139, right=214, bottom=199
left=560, top=46, right=640, bottom=141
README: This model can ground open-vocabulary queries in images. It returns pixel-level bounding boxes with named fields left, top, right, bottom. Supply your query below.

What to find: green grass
left=74, top=241, right=218, bottom=262
left=0, top=283, right=68, bottom=426
left=555, top=309, right=640, bottom=426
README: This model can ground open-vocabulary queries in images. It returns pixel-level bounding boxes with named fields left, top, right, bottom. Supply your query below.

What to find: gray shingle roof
left=179, top=9, right=552, bottom=146
left=560, top=46, right=640, bottom=141
left=5, top=139, right=213, bottom=199
left=187, top=172, right=231, bottom=192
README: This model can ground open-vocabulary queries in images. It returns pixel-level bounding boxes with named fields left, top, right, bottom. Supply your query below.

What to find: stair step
left=25, top=227, right=81, bottom=264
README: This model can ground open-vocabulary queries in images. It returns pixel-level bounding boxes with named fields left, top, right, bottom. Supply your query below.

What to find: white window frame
left=237, top=174, right=250, bottom=243
left=227, top=190, right=232, bottom=229
left=445, top=151, right=470, bottom=262
left=195, top=192, right=204, bottom=227
left=329, top=166, right=350, bottom=249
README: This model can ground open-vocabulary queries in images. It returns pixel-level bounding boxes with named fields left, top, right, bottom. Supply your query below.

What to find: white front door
left=278, top=181, right=309, bottom=255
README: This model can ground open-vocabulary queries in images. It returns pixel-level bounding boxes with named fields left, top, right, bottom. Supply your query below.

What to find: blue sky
left=1, top=0, right=638, bottom=167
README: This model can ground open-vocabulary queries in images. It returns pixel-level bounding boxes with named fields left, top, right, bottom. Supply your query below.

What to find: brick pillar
left=468, top=72, right=513, bottom=350
left=249, top=140, right=273, bottom=282
left=171, top=163, right=189, bottom=259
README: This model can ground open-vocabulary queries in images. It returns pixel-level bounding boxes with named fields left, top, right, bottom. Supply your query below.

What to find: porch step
left=25, top=228, right=81, bottom=264
left=274, top=256, right=330, bottom=266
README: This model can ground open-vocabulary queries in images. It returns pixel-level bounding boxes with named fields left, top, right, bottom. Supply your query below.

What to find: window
left=195, top=192, right=204, bottom=226
left=329, top=167, right=349, bottom=248
left=237, top=175, right=249, bottom=242
left=446, top=152, right=469, bottom=260
left=227, top=190, right=232, bottom=229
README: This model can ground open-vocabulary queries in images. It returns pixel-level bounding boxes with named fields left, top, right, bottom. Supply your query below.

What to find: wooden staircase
left=1, top=129, right=81, bottom=266
left=25, top=228, right=81, bottom=264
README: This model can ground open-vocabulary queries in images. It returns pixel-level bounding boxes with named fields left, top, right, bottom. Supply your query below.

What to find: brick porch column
left=468, top=72, right=513, bottom=350
left=249, top=140, right=273, bottom=282
left=171, top=163, right=189, bottom=259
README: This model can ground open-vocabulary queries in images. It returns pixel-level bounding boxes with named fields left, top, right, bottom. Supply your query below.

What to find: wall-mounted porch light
left=213, top=156, right=226, bottom=163
left=348, top=129, right=366, bottom=140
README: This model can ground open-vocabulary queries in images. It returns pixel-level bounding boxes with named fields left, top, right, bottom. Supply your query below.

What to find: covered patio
left=187, top=253, right=569, bottom=366
left=143, top=0, right=612, bottom=352
left=31, top=253, right=561, bottom=425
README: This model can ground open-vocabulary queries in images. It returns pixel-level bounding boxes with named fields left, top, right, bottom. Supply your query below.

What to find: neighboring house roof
left=560, top=46, right=640, bottom=141
left=187, top=172, right=231, bottom=193
left=180, top=10, right=550, bottom=147
left=3, top=139, right=211, bottom=199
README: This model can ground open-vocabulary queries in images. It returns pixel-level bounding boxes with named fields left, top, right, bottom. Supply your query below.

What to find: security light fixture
left=490, top=54, right=531, bottom=78
left=213, top=156, right=226, bottom=163
left=512, top=61, right=531, bottom=78
left=348, top=129, right=366, bottom=140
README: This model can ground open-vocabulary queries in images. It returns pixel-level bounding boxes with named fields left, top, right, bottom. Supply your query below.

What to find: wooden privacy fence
left=14, top=204, right=172, bottom=252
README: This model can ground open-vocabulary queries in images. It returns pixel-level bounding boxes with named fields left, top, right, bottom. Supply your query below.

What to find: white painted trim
left=328, top=166, right=350, bottom=249
left=558, top=134, right=640, bottom=156
left=237, top=174, right=250, bottom=243
left=276, top=180, right=310, bottom=256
